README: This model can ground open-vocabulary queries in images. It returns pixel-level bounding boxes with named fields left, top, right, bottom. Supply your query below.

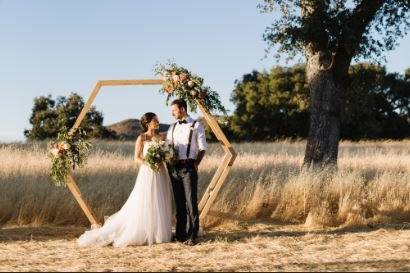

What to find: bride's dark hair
left=140, top=112, right=157, bottom=132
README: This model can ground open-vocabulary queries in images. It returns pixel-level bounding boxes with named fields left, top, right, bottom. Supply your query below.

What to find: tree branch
left=339, top=0, right=386, bottom=57
left=301, top=0, right=329, bottom=55
left=332, top=0, right=386, bottom=78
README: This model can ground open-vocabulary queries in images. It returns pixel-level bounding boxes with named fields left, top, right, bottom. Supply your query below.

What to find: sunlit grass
left=1, top=140, right=410, bottom=228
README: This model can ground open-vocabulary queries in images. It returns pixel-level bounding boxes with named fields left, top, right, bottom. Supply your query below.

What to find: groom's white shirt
left=166, top=116, right=207, bottom=160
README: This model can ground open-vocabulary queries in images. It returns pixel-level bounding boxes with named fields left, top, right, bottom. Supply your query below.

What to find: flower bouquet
left=144, top=140, right=178, bottom=172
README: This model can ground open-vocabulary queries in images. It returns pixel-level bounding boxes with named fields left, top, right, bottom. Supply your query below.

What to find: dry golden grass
left=1, top=140, right=410, bottom=228
left=1, top=140, right=410, bottom=271
left=0, top=223, right=409, bottom=271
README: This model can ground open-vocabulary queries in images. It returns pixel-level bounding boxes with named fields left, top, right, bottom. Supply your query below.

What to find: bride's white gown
left=77, top=141, right=173, bottom=247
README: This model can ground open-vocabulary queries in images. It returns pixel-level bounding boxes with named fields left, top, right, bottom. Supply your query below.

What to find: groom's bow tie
left=178, top=120, right=188, bottom=124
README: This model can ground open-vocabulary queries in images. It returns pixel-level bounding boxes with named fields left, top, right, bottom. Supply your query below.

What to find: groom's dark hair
left=171, top=99, right=187, bottom=111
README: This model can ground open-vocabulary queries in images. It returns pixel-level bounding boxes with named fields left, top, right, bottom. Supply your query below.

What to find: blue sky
left=0, top=0, right=409, bottom=142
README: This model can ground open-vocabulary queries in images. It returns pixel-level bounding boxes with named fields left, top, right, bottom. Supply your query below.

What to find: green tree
left=230, top=65, right=309, bottom=140
left=342, top=63, right=410, bottom=139
left=259, top=0, right=410, bottom=168
left=24, top=93, right=116, bottom=140
left=230, top=64, right=410, bottom=140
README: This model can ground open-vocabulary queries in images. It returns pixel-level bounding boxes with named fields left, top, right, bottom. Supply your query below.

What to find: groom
left=166, top=99, right=207, bottom=246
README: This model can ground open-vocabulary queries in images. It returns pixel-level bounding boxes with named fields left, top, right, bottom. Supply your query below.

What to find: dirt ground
left=0, top=222, right=409, bottom=272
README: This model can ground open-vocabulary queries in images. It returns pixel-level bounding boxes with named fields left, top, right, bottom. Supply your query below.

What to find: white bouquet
left=144, top=140, right=178, bottom=172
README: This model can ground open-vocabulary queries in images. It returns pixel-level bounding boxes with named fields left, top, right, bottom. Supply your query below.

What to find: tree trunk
left=303, top=51, right=345, bottom=169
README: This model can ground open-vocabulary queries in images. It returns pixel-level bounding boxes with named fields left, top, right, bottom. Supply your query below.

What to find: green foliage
left=230, top=63, right=410, bottom=140
left=342, top=63, right=410, bottom=139
left=259, top=0, right=410, bottom=62
left=48, top=127, right=91, bottom=186
left=230, top=65, right=309, bottom=140
left=24, top=93, right=116, bottom=140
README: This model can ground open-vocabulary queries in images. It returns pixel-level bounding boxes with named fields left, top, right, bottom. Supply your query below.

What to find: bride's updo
left=140, top=112, right=157, bottom=132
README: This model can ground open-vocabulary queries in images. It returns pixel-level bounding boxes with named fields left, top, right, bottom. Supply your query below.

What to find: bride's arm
left=134, top=135, right=145, bottom=165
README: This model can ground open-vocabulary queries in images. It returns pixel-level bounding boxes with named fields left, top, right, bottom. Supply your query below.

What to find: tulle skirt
left=77, top=163, right=173, bottom=247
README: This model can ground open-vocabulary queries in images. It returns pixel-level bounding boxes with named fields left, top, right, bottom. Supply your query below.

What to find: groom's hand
left=195, top=150, right=206, bottom=170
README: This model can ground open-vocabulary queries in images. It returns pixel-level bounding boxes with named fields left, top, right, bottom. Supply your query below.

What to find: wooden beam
left=199, top=157, right=234, bottom=221
left=198, top=153, right=230, bottom=210
left=100, top=79, right=163, bottom=86
left=196, top=101, right=232, bottom=148
left=66, top=173, right=101, bottom=228
left=69, top=82, right=102, bottom=135
left=65, top=78, right=236, bottom=227
left=195, top=99, right=237, bottom=221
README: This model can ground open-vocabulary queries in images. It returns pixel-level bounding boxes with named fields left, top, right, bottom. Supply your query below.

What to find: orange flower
left=57, top=142, right=65, bottom=151
left=164, top=82, right=174, bottom=94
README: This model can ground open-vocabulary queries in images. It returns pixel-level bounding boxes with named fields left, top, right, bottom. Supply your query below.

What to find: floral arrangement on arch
left=48, top=127, right=91, bottom=186
left=154, top=62, right=227, bottom=114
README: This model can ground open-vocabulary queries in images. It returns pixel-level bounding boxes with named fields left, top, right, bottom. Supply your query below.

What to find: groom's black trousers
left=168, top=159, right=199, bottom=241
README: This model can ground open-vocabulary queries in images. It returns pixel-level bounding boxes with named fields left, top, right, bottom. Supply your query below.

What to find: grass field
left=1, top=223, right=409, bottom=271
left=1, top=140, right=410, bottom=271
left=1, top=140, right=410, bottom=228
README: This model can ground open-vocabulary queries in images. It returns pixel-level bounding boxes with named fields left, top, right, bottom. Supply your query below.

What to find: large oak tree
left=260, top=0, right=410, bottom=168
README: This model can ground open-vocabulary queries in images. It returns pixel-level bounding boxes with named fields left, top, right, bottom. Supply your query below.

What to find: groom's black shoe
left=184, top=239, right=197, bottom=246
left=172, top=235, right=186, bottom=243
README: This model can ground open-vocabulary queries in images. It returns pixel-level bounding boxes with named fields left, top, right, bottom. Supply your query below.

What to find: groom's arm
left=195, top=122, right=207, bottom=167
left=195, top=150, right=206, bottom=168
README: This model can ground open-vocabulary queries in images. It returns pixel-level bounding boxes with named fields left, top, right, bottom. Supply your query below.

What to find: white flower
left=187, top=80, right=194, bottom=87
left=172, top=74, right=179, bottom=83
left=62, top=142, right=70, bottom=150
left=51, top=148, right=60, bottom=157
left=161, top=72, right=170, bottom=81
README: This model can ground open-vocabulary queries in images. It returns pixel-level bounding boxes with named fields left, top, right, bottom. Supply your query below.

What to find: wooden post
left=65, top=79, right=236, bottom=228
left=196, top=100, right=237, bottom=222
left=66, top=173, right=101, bottom=228
left=69, top=81, right=102, bottom=135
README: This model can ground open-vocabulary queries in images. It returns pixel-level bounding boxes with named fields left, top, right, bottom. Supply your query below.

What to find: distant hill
left=106, top=119, right=170, bottom=140
left=106, top=116, right=215, bottom=141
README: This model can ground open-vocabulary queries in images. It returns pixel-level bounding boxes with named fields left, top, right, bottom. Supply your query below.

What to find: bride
left=77, top=112, right=173, bottom=247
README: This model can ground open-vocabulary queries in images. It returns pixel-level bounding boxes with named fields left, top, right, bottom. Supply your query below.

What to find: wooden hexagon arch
left=66, top=79, right=237, bottom=228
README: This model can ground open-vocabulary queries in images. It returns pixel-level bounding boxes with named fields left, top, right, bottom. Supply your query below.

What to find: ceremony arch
left=66, top=79, right=237, bottom=228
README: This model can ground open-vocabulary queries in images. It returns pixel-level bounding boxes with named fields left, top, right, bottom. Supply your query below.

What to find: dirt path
left=0, top=223, right=409, bottom=271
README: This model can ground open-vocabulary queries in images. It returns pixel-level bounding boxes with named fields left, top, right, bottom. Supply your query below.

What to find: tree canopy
left=230, top=63, right=410, bottom=140
left=259, top=0, right=410, bottom=62
left=24, top=93, right=116, bottom=140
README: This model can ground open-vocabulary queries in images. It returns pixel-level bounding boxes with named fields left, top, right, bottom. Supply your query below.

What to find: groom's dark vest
left=170, top=120, right=198, bottom=159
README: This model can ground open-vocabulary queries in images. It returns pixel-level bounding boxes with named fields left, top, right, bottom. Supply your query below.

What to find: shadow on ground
left=200, top=210, right=410, bottom=243
left=2, top=212, right=408, bottom=244
left=0, top=226, right=86, bottom=242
